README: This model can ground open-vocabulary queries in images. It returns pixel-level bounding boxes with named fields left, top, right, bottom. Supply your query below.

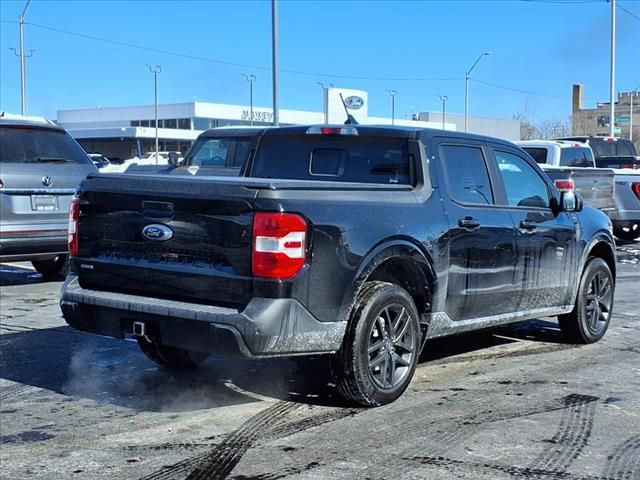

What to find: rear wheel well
left=587, top=241, right=616, bottom=280
left=366, top=257, right=432, bottom=316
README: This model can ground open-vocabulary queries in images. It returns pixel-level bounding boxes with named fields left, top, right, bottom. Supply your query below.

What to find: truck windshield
left=251, top=135, right=412, bottom=185
left=185, top=137, right=252, bottom=168
left=591, top=141, right=637, bottom=158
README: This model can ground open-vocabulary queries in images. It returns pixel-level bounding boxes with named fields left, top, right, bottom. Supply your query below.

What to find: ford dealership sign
left=344, top=96, right=365, bottom=110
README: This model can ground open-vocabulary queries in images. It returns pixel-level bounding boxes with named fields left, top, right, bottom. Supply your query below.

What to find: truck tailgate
left=75, top=174, right=259, bottom=307
left=541, top=166, right=615, bottom=215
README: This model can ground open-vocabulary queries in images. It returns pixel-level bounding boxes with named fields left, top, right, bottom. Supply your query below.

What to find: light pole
left=242, top=74, right=256, bottom=126
left=630, top=83, right=640, bottom=143
left=464, top=51, right=491, bottom=132
left=10, top=0, right=33, bottom=115
left=317, top=82, right=333, bottom=124
left=437, top=95, right=448, bottom=130
left=609, top=0, right=616, bottom=137
left=386, top=89, right=397, bottom=125
left=145, top=64, right=162, bottom=164
left=271, top=0, right=279, bottom=126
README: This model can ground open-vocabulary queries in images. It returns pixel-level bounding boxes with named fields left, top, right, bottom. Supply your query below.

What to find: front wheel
left=613, top=223, right=640, bottom=242
left=333, top=281, right=421, bottom=407
left=558, top=257, right=614, bottom=344
left=137, top=337, right=209, bottom=370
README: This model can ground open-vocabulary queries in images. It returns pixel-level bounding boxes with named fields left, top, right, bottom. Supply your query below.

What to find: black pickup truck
left=61, top=126, right=616, bottom=406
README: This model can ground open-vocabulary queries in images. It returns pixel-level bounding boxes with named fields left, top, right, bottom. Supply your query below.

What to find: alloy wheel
left=367, top=304, right=416, bottom=389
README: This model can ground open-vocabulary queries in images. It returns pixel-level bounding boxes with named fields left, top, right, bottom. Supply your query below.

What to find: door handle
left=458, top=217, right=480, bottom=230
left=519, top=220, right=537, bottom=230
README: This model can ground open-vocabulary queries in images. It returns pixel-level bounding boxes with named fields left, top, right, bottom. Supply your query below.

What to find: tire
left=558, top=257, right=614, bottom=344
left=613, top=223, right=640, bottom=241
left=31, top=255, right=69, bottom=279
left=332, top=281, right=421, bottom=407
left=137, top=337, right=209, bottom=370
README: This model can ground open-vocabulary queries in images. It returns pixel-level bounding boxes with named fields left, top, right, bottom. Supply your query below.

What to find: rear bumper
left=611, top=210, right=640, bottom=223
left=60, top=275, right=346, bottom=357
left=0, top=233, right=67, bottom=261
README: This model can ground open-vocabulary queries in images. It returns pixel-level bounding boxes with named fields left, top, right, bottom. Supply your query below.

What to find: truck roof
left=259, top=124, right=516, bottom=147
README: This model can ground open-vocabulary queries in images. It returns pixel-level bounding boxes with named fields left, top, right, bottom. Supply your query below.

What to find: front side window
left=440, top=144, right=494, bottom=205
left=494, top=150, right=550, bottom=208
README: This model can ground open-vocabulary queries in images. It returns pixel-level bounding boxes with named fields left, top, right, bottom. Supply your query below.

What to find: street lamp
left=464, top=51, right=491, bottom=132
left=10, top=0, right=34, bottom=115
left=145, top=64, right=162, bottom=164
left=609, top=0, right=616, bottom=138
left=386, top=89, right=397, bottom=126
left=242, top=74, right=256, bottom=126
left=317, top=82, right=333, bottom=124
left=437, top=95, right=448, bottom=130
left=630, top=83, right=640, bottom=143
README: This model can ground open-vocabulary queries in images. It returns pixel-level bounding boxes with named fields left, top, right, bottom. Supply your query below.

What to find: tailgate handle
left=142, top=200, right=174, bottom=218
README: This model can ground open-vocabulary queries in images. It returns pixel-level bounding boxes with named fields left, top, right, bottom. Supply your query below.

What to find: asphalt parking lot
left=1, top=241, right=639, bottom=480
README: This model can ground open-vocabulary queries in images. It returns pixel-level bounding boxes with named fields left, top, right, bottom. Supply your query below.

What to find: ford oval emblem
left=344, top=96, right=364, bottom=110
left=142, top=224, right=174, bottom=242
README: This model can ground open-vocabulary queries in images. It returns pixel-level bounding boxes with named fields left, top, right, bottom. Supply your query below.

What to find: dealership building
left=57, top=87, right=519, bottom=161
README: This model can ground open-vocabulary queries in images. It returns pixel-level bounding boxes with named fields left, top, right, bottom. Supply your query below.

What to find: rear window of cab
left=251, top=135, right=413, bottom=185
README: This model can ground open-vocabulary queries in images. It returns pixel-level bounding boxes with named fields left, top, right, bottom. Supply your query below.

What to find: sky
left=0, top=0, right=639, bottom=125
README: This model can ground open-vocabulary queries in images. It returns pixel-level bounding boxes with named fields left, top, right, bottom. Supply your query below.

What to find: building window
left=164, top=119, right=177, bottom=129
left=178, top=118, right=191, bottom=130
left=131, top=120, right=140, bottom=127
left=141, top=120, right=150, bottom=127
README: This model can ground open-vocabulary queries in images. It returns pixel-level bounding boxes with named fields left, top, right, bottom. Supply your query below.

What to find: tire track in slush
left=525, top=393, right=599, bottom=476
left=602, top=434, right=640, bottom=480
left=398, top=394, right=599, bottom=480
left=140, top=401, right=299, bottom=480
left=140, top=402, right=360, bottom=480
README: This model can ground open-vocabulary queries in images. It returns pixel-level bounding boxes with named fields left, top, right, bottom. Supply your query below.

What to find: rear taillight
left=554, top=179, right=575, bottom=192
left=632, top=182, right=640, bottom=201
left=252, top=212, right=307, bottom=279
left=68, top=198, right=79, bottom=256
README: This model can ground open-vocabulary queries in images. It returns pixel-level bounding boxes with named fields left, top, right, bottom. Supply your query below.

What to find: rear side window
left=440, top=144, right=494, bottom=205
left=522, top=147, right=548, bottom=164
left=559, top=147, right=594, bottom=167
left=0, top=126, right=91, bottom=164
left=252, top=136, right=412, bottom=185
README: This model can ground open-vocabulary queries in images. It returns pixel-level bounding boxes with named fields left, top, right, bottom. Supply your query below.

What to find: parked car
left=87, top=153, right=111, bottom=169
left=555, top=135, right=639, bottom=166
left=516, top=140, right=616, bottom=221
left=61, top=125, right=616, bottom=406
left=610, top=170, right=640, bottom=241
left=594, top=157, right=640, bottom=170
left=0, top=113, right=97, bottom=277
left=555, top=136, right=640, bottom=241
left=517, top=139, right=596, bottom=168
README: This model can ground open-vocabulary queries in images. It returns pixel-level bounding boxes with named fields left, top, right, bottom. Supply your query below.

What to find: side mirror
left=168, top=151, right=181, bottom=167
left=559, top=190, right=582, bottom=212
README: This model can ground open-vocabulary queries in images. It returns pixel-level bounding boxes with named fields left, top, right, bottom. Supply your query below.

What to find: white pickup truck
left=516, top=140, right=616, bottom=221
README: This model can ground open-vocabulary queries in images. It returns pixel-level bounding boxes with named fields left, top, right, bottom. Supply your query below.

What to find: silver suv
left=0, top=114, right=96, bottom=277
